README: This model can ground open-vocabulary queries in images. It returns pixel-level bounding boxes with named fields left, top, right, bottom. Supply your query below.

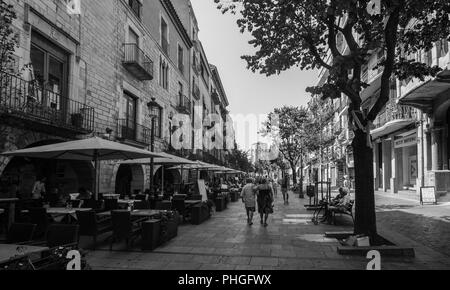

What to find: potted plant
left=71, top=113, right=83, bottom=128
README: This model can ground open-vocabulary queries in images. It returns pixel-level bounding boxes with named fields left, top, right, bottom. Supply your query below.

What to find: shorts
left=246, top=207, right=256, bottom=212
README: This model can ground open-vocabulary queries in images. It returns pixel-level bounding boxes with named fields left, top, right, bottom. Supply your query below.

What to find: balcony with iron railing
left=373, top=104, right=418, bottom=130
left=192, top=58, right=201, bottom=76
left=127, top=0, right=142, bottom=19
left=162, top=36, right=169, bottom=56
left=192, top=82, right=200, bottom=100
left=211, top=88, right=220, bottom=104
left=176, top=94, right=191, bottom=115
left=0, top=72, right=95, bottom=134
left=116, top=119, right=151, bottom=146
left=122, top=43, right=154, bottom=81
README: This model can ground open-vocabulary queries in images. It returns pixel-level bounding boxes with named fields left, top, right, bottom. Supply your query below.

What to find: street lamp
left=147, top=97, right=161, bottom=194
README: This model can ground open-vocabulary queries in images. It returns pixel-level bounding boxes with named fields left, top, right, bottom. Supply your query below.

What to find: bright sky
left=191, top=0, right=318, bottom=151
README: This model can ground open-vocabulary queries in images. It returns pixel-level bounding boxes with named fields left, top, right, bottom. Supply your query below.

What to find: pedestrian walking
left=272, top=175, right=278, bottom=198
left=280, top=174, right=290, bottom=205
left=241, top=178, right=257, bottom=225
left=256, top=179, right=274, bottom=227
left=32, top=177, right=46, bottom=202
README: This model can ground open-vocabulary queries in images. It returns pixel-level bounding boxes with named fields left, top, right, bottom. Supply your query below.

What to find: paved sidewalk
left=85, top=191, right=450, bottom=270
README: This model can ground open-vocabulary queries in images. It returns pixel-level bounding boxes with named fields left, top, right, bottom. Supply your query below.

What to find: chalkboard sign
left=197, top=180, right=208, bottom=201
left=420, top=186, right=437, bottom=205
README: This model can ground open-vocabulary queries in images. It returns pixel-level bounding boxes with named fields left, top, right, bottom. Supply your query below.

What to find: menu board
left=197, top=180, right=207, bottom=201
left=420, top=187, right=437, bottom=205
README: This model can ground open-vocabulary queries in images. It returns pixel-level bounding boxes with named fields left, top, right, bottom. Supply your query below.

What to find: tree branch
left=367, top=1, right=404, bottom=121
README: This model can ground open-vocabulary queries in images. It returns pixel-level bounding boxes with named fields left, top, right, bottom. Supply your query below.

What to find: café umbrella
left=120, top=153, right=197, bottom=194
left=1, top=137, right=164, bottom=199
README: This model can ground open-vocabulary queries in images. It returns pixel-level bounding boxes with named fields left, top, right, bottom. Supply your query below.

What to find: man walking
left=280, top=174, right=290, bottom=205
left=241, top=178, right=257, bottom=226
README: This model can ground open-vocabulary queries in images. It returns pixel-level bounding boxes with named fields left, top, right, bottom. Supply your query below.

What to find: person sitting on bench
left=324, top=189, right=351, bottom=222
left=318, top=188, right=348, bottom=223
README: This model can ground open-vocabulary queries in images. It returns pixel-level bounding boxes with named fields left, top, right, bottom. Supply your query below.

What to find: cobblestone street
left=85, top=190, right=450, bottom=270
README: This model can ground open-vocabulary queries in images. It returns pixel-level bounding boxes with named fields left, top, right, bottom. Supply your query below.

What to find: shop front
left=393, top=132, right=418, bottom=192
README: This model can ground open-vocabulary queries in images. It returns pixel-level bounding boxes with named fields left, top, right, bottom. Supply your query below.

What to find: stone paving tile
left=221, top=256, right=251, bottom=265
left=162, top=262, right=202, bottom=270
left=199, top=263, right=236, bottom=270
left=234, top=265, right=263, bottom=270
left=190, top=255, right=222, bottom=264
left=85, top=190, right=450, bottom=270
left=249, top=257, right=280, bottom=267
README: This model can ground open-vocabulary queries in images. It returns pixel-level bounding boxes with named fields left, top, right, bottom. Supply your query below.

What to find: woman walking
left=256, top=179, right=274, bottom=227
left=241, top=178, right=257, bottom=225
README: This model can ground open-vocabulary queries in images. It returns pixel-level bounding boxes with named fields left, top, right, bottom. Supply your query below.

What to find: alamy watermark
left=169, top=107, right=281, bottom=161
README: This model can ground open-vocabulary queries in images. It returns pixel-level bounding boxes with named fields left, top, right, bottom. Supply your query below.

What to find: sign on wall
left=420, top=186, right=437, bottom=205
left=394, top=135, right=417, bottom=149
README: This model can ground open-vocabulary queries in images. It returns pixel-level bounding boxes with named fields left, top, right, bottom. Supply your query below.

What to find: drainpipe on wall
left=420, top=111, right=425, bottom=189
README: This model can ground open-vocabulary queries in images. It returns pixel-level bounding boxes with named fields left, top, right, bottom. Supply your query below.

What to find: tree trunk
left=352, top=129, right=377, bottom=241
left=291, top=164, right=298, bottom=185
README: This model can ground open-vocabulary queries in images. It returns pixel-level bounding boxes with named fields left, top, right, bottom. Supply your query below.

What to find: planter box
left=230, top=191, right=239, bottom=202
left=167, top=212, right=179, bottom=240
left=71, top=113, right=83, bottom=128
left=141, top=219, right=161, bottom=251
left=215, top=197, right=225, bottom=212
left=191, top=203, right=210, bottom=225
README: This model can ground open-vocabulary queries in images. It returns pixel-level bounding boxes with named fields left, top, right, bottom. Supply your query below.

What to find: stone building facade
left=0, top=0, right=233, bottom=198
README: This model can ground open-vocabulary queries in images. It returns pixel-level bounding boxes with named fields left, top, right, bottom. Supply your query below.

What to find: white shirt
left=32, top=181, right=46, bottom=199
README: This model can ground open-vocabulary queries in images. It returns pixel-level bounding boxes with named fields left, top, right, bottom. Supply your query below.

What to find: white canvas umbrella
left=1, top=137, right=164, bottom=199
left=120, top=153, right=197, bottom=194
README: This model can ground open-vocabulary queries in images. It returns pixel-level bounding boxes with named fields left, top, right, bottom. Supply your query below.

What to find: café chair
left=134, top=201, right=151, bottom=210
left=76, top=210, right=112, bottom=250
left=1, top=223, right=36, bottom=244
left=82, top=199, right=104, bottom=212
left=104, top=199, right=118, bottom=211
left=70, top=200, right=81, bottom=208
left=109, top=210, right=145, bottom=250
left=171, top=199, right=190, bottom=223
left=28, top=208, right=51, bottom=238
left=46, top=224, right=80, bottom=248
left=30, top=224, right=80, bottom=249
left=135, top=194, right=147, bottom=201
left=155, top=201, right=172, bottom=211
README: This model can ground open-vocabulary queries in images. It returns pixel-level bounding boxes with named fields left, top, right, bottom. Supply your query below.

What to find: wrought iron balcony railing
left=0, top=72, right=94, bottom=133
left=373, top=104, right=418, bottom=129
left=122, top=43, right=154, bottom=80
left=128, top=0, right=142, bottom=19
left=176, top=94, right=191, bottom=115
left=192, top=83, right=200, bottom=100
left=162, top=37, right=169, bottom=56
left=117, top=119, right=151, bottom=145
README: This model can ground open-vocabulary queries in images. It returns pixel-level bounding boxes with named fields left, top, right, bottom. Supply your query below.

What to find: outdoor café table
left=46, top=207, right=92, bottom=223
left=97, top=209, right=163, bottom=218
left=0, top=198, right=19, bottom=228
left=184, top=200, right=202, bottom=206
left=0, top=244, right=49, bottom=265
left=118, top=199, right=140, bottom=209
left=103, top=194, right=120, bottom=200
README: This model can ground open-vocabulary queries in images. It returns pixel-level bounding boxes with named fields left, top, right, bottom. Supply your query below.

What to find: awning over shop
left=398, top=69, right=450, bottom=112
left=370, top=119, right=416, bottom=140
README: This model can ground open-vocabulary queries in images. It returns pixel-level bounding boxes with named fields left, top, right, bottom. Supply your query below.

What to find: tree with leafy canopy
left=226, top=147, right=254, bottom=173
left=261, top=106, right=310, bottom=186
left=0, top=0, right=18, bottom=73
left=216, top=0, right=450, bottom=242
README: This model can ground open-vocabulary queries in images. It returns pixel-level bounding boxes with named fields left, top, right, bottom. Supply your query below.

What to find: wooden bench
left=329, top=200, right=354, bottom=225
